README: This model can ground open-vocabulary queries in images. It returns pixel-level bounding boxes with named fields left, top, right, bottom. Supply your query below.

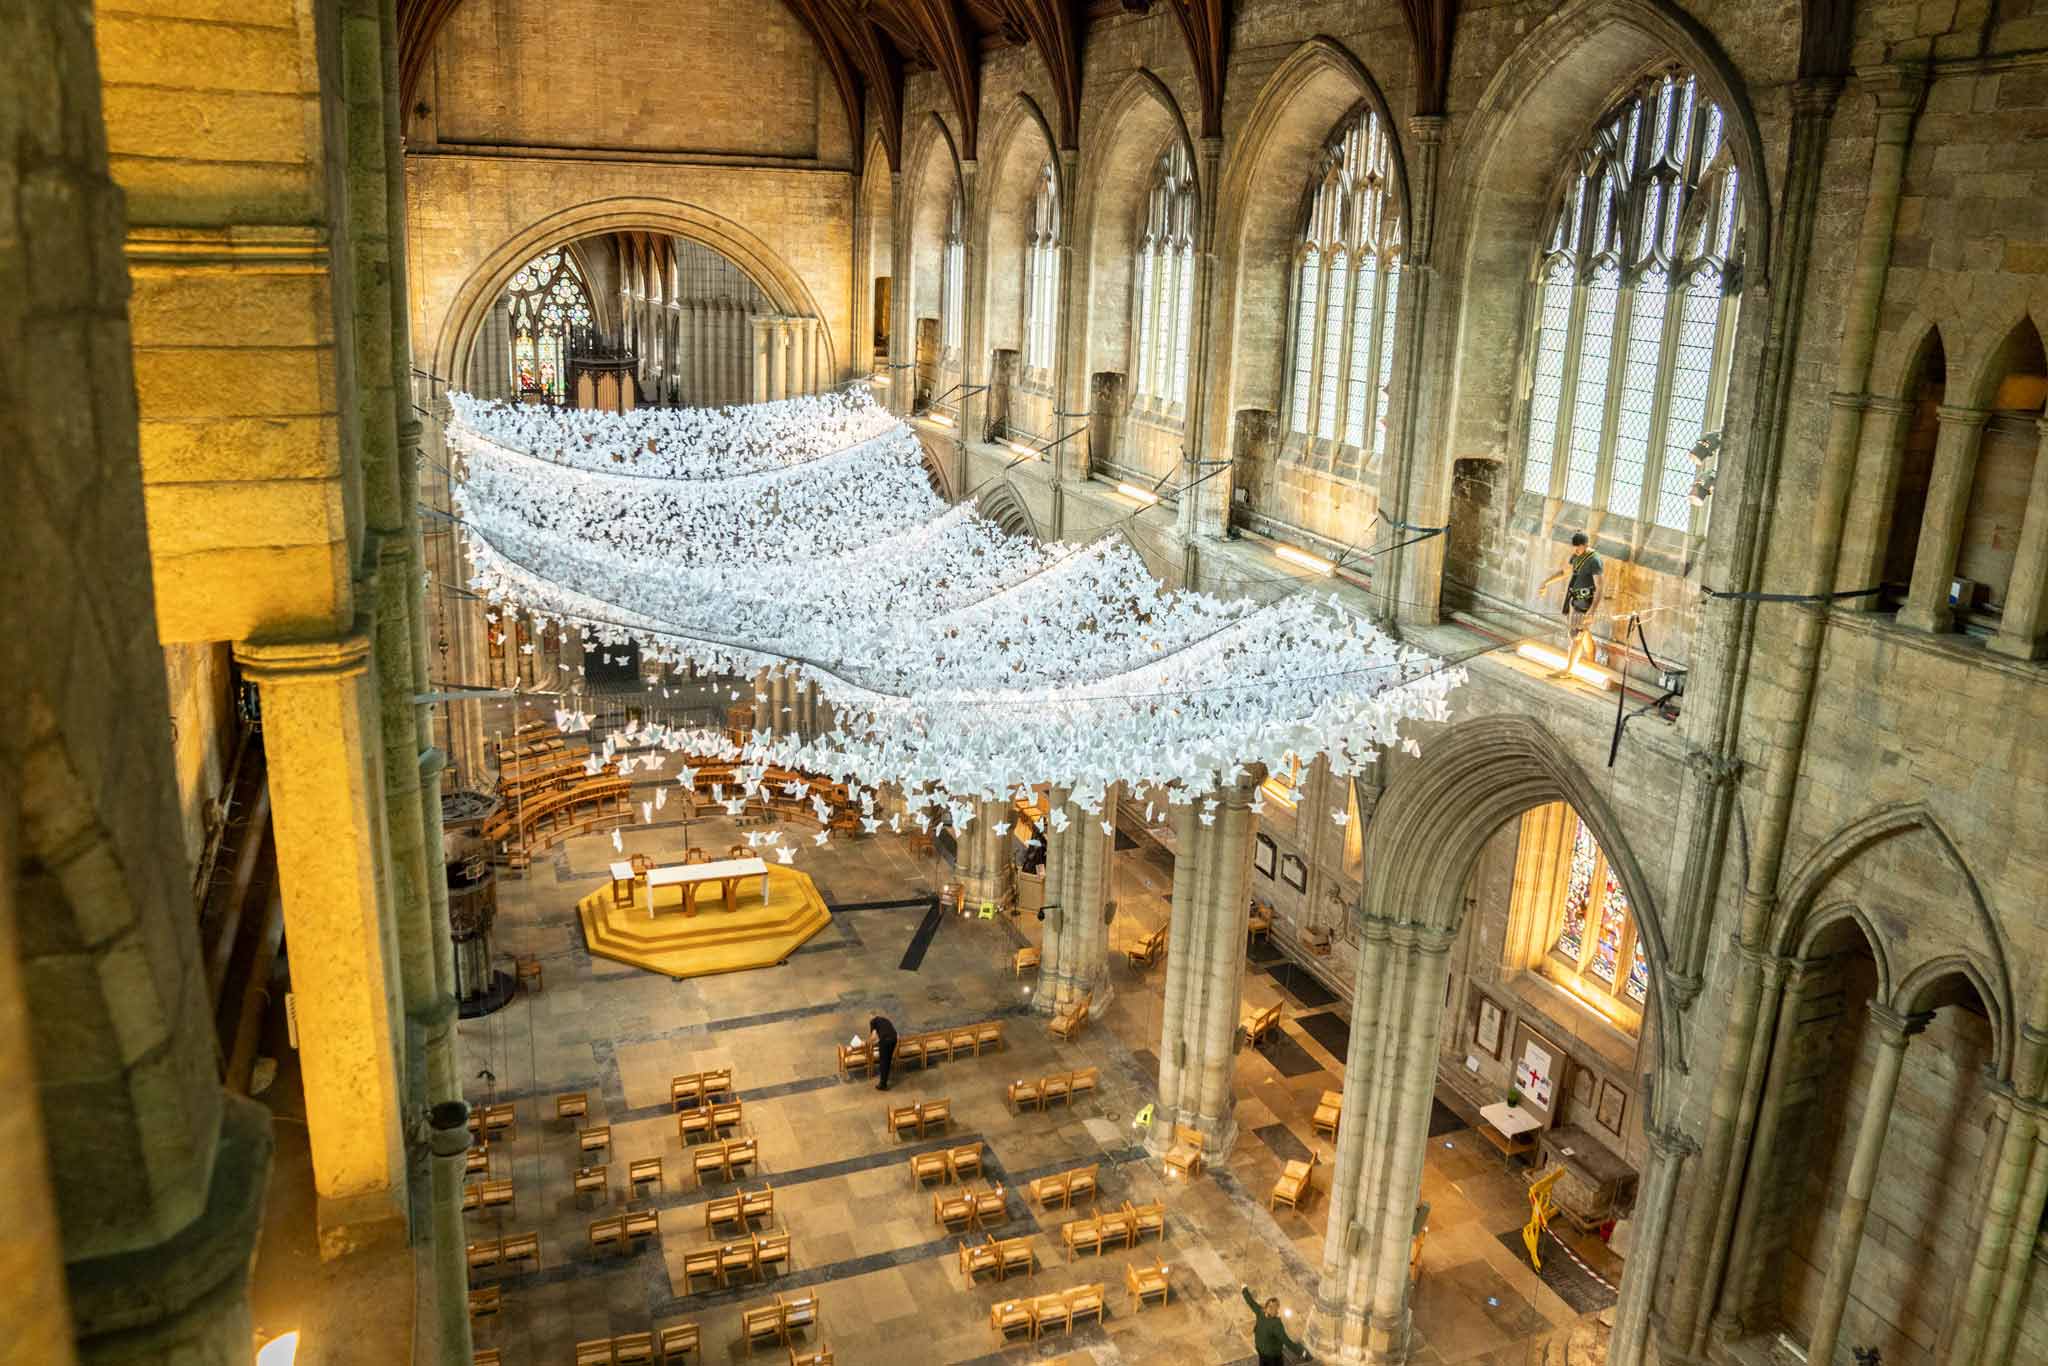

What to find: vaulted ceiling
left=397, top=2, right=1469, bottom=175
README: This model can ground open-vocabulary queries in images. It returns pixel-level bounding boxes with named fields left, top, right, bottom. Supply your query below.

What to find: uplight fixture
left=1275, top=544, right=1336, bottom=576
left=1513, top=641, right=1615, bottom=690
left=927, top=411, right=954, bottom=427
left=257, top=1333, right=301, bottom=1366
left=1115, top=482, right=1160, bottom=506
left=1008, top=441, right=1039, bottom=459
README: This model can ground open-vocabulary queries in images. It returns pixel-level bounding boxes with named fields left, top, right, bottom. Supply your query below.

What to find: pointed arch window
left=1286, top=106, right=1404, bottom=458
left=1505, top=802, right=1650, bottom=1032
left=940, top=191, right=966, bottom=357
left=506, top=247, right=593, bottom=402
left=1133, top=141, right=1197, bottom=410
left=1519, top=66, right=1742, bottom=533
left=1024, top=161, right=1062, bottom=375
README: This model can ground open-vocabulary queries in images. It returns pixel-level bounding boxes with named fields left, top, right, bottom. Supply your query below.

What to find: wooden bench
left=1126, top=923, right=1168, bottom=967
left=896, top=1020, right=1004, bottom=1068
left=1125, top=1258, right=1171, bottom=1310
left=1025, top=1164, right=1098, bottom=1210
left=1271, top=1152, right=1319, bottom=1212
left=1010, top=1067, right=1097, bottom=1111
left=1240, top=1000, right=1283, bottom=1045
left=958, top=1232, right=1036, bottom=1284
left=1005, top=1283, right=1103, bottom=1340
left=1312, top=1089, right=1343, bottom=1140
left=670, top=1068, right=735, bottom=1111
left=1047, top=992, right=1092, bottom=1041
left=884, top=1099, right=950, bottom=1138
left=1163, top=1125, right=1205, bottom=1181
left=557, top=1091, right=589, bottom=1121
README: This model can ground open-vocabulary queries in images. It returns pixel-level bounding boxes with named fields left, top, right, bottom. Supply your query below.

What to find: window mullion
left=1641, top=274, right=1687, bottom=524
left=1549, top=279, right=1591, bottom=501
left=1591, top=274, right=1634, bottom=512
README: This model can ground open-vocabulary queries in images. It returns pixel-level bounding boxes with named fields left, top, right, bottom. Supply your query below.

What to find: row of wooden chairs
left=469, top=1102, right=517, bottom=1142
left=988, top=1283, right=1105, bottom=1343
left=672, top=1068, right=736, bottom=1110
left=907, top=1142, right=983, bottom=1187
left=1059, top=1200, right=1164, bottom=1258
left=678, top=1100, right=744, bottom=1144
left=933, top=1184, right=1009, bottom=1232
left=1240, top=1000, right=1284, bottom=1045
left=884, top=1098, right=951, bottom=1138
left=704, top=1183, right=775, bottom=1232
left=1006, top=1066, right=1099, bottom=1111
left=680, top=1228, right=792, bottom=1289
left=465, top=1231, right=540, bottom=1273
left=588, top=1209, right=659, bottom=1255
left=1047, top=992, right=1092, bottom=1042
left=573, top=1157, right=667, bottom=1205
left=741, top=1292, right=820, bottom=1350
left=573, top=1323, right=699, bottom=1363
left=959, top=1232, right=1035, bottom=1283
left=1024, top=1164, right=1098, bottom=1209
left=692, top=1136, right=758, bottom=1185
left=837, top=1021, right=1005, bottom=1078
left=462, top=1178, right=514, bottom=1214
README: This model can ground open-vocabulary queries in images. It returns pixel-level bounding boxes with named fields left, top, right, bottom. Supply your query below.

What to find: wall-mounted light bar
left=1514, top=641, right=1615, bottom=690
left=1009, top=441, right=1040, bottom=459
left=1275, top=544, right=1335, bottom=576
left=927, top=411, right=954, bottom=428
left=1115, top=482, right=1160, bottom=505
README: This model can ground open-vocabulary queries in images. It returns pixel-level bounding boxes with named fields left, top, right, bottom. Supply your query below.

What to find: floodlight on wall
left=257, top=1333, right=300, bottom=1366
left=1115, top=482, right=1160, bottom=505
left=1513, top=641, right=1615, bottom=691
left=1275, top=545, right=1336, bottom=576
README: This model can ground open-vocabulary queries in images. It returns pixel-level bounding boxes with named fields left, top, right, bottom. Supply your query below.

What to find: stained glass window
left=505, top=247, right=592, bottom=402
left=1133, top=142, right=1197, bottom=408
left=1024, top=162, right=1061, bottom=373
left=1519, top=66, right=1741, bottom=535
left=1553, top=815, right=1597, bottom=962
left=1542, top=808, right=1649, bottom=1019
left=1591, top=864, right=1630, bottom=985
left=1287, top=106, right=1404, bottom=456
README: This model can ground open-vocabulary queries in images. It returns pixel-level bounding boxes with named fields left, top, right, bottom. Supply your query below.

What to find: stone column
left=958, top=159, right=984, bottom=449
left=235, top=631, right=408, bottom=1254
left=956, top=798, right=1013, bottom=911
left=1720, top=961, right=1817, bottom=1331
left=1806, top=1005, right=1930, bottom=1366
left=772, top=319, right=791, bottom=401
left=1989, top=418, right=2048, bottom=660
left=1044, top=790, right=1115, bottom=1016
left=752, top=318, right=770, bottom=403
left=1897, top=404, right=1990, bottom=632
left=1150, top=799, right=1205, bottom=1145
left=1309, top=919, right=1396, bottom=1356
left=1381, top=114, right=1446, bottom=626
left=1981, top=1111, right=2048, bottom=1362
left=1610, top=1121, right=1700, bottom=1365
left=427, top=1101, right=474, bottom=1365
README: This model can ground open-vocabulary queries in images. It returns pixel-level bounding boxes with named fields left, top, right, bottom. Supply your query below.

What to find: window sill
left=1827, top=609, right=2046, bottom=680
left=1507, top=969, right=1642, bottom=1070
left=1509, top=492, right=1699, bottom=577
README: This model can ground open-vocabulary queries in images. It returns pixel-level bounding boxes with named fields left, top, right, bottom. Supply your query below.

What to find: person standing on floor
left=868, top=1014, right=898, bottom=1091
left=1242, top=1285, right=1309, bottom=1365
left=1537, top=530, right=1605, bottom=679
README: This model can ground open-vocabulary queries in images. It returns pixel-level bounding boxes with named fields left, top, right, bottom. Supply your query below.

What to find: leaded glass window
left=1544, top=810, right=1647, bottom=1014
left=1286, top=106, right=1404, bottom=459
left=1519, top=66, right=1741, bottom=533
left=1552, top=817, right=1597, bottom=963
left=1025, top=162, right=1061, bottom=374
left=941, top=192, right=965, bottom=355
left=1133, top=141, right=1196, bottom=408
left=506, top=247, right=593, bottom=402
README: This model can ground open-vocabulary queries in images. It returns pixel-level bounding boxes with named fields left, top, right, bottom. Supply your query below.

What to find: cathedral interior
left=5, top=1, right=2048, bottom=1364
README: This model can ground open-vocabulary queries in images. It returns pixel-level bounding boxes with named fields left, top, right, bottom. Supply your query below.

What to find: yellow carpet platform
left=577, top=864, right=831, bottom=978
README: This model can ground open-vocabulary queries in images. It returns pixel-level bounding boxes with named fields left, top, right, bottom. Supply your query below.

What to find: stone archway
left=430, top=197, right=837, bottom=399
left=1311, top=714, right=1684, bottom=1365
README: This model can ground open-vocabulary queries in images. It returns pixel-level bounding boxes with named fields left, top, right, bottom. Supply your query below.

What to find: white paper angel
left=812, top=831, right=829, bottom=846
left=609, top=828, right=624, bottom=852
left=1100, top=820, right=1114, bottom=836
left=639, top=801, right=652, bottom=824
left=861, top=816, right=881, bottom=834
left=775, top=846, right=796, bottom=864
left=1331, top=809, right=1351, bottom=827
left=655, top=788, right=667, bottom=811
left=992, top=820, right=1010, bottom=836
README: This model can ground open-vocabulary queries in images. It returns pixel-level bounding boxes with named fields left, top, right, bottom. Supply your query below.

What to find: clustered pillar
left=1036, top=787, right=1116, bottom=1017
left=955, top=799, right=1014, bottom=911
left=1151, top=776, right=1259, bottom=1158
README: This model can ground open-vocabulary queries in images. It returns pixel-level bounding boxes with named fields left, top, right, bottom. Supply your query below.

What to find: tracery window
left=1520, top=66, right=1742, bottom=532
left=1287, top=106, right=1404, bottom=458
left=1133, top=141, right=1197, bottom=410
left=940, top=191, right=966, bottom=357
left=506, top=247, right=593, bottom=402
left=1543, top=810, right=1648, bottom=1010
left=1024, top=161, right=1061, bottom=375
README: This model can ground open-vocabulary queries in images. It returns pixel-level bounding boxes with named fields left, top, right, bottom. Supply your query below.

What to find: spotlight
left=257, top=1334, right=300, bottom=1366
left=1115, top=482, right=1160, bottom=506
left=1514, top=641, right=1615, bottom=690
left=1275, top=545, right=1335, bottom=576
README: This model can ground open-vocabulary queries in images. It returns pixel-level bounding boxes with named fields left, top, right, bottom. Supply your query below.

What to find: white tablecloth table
left=645, top=857, right=769, bottom=916
left=1477, top=1101, right=1542, bottom=1160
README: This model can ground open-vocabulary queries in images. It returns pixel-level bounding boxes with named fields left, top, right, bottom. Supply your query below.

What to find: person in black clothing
left=1538, top=530, right=1604, bottom=679
left=1242, top=1285, right=1308, bottom=1365
left=868, top=1015, right=898, bottom=1091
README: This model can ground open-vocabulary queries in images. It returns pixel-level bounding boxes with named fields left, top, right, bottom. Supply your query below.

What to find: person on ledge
left=1538, top=530, right=1605, bottom=679
left=868, top=1014, right=898, bottom=1092
left=1242, top=1285, right=1309, bottom=1365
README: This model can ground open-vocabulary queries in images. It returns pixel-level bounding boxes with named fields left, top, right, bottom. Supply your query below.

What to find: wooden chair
left=947, top=1027, right=979, bottom=1060
left=672, top=1074, right=705, bottom=1111
left=1128, top=923, right=1168, bottom=967
left=678, top=1107, right=716, bottom=1144
left=501, top=1230, right=539, bottom=1267
left=467, top=1285, right=501, bottom=1322
left=708, top=1101, right=743, bottom=1133
left=1047, top=992, right=1091, bottom=1041
left=581, top=1123, right=612, bottom=1156
left=473, top=1351, right=503, bottom=1366
left=1066, top=1282, right=1105, bottom=1328
left=1124, top=1199, right=1165, bottom=1245
left=909, top=1149, right=949, bottom=1187
left=1068, top=1065, right=1099, bottom=1101
left=918, top=1099, right=951, bottom=1134
left=465, top=1143, right=491, bottom=1178
left=589, top=1215, right=627, bottom=1256
left=970, top=1185, right=1007, bottom=1230
left=630, top=1157, right=664, bottom=1193
left=959, top=1235, right=1001, bottom=1285
left=681, top=1244, right=722, bottom=1290
left=1067, top=1164, right=1100, bottom=1207
left=1271, top=1152, right=1319, bottom=1213
left=836, top=1041, right=873, bottom=1079
left=995, top=1234, right=1034, bottom=1281
left=778, top=1292, right=818, bottom=1344
left=614, top=1332, right=655, bottom=1366
left=718, top=1236, right=760, bottom=1286
left=517, top=957, right=543, bottom=993
left=755, top=1229, right=791, bottom=1277
left=989, top=1298, right=1034, bottom=1344
left=1240, top=1001, right=1283, bottom=1045
left=946, top=1143, right=982, bottom=1183
left=1007, top=1076, right=1044, bottom=1112
left=700, top=1067, right=734, bottom=1101
left=1312, top=1089, right=1343, bottom=1141
left=933, top=1188, right=974, bottom=1231
left=1163, top=1125, right=1206, bottom=1181
left=1247, top=904, right=1273, bottom=944
left=556, top=1091, right=589, bottom=1122
left=1040, top=1070, right=1072, bottom=1107
left=479, top=1178, right=514, bottom=1214
left=657, top=1322, right=699, bottom=1363
left=466, top=1237, right=502, bottom=1273
left=482, top=1103, right=517, bottom=1143
left=704, top=1193, right=744, bottom=1233
left=1030, top=1291, right=1072, bottom=1337
left=1061, top=1214, right=1104, bottom=1260
left=1125, top=1258, right=1171, bottom=1310
left=1027, top=1171, right=1072, bottom=1209
left=577, top=1339, right=616, bottom=1366
left=896, top=1033, right=930, bottom=1070
left=885, top=1103, right=922, bottom=1138
left=740, top=1184, right=775, bottom=1226
left=575, top=1164, right=608, bottom=1204
left=725, top=1138, right=758, bottom=1178
left=742, top=1303, right=786, bottom=1351
left=692, top=1142, right=731, bottom=1186
left=786, top=1346, right=833, bottom=1366
left=623, top=1209, right=658, bottom=1244
left=974, top=1020, right=1004, bottom=1053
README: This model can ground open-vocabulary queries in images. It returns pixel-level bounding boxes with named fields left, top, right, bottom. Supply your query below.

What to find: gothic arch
left=1792, top=901, right=1896, bottom=1003
left=1429, top=0, right=1774, bottom=532
left=1205, top=38, right=1411, bottom=450
left=977, top=93, right=1062, bottom=362
left=1362, top=713, right=1684, bottom=1088
left=975, top=480, right=1039, bottom=540
left=1770, top=801, right=2014, bottom=1076
left=902, top=112, right=966, bottom=365
left=432, top=198, right=833, bottom=397
left=916, top=432, right=953, bottom=501
left=1868, top=315, right=1949, bottom=403
left=1964, top=310, right=2048, bottom=410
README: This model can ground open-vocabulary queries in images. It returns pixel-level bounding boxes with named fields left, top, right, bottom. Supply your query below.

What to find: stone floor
left=456, top=754, right=1617, bottom=1365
